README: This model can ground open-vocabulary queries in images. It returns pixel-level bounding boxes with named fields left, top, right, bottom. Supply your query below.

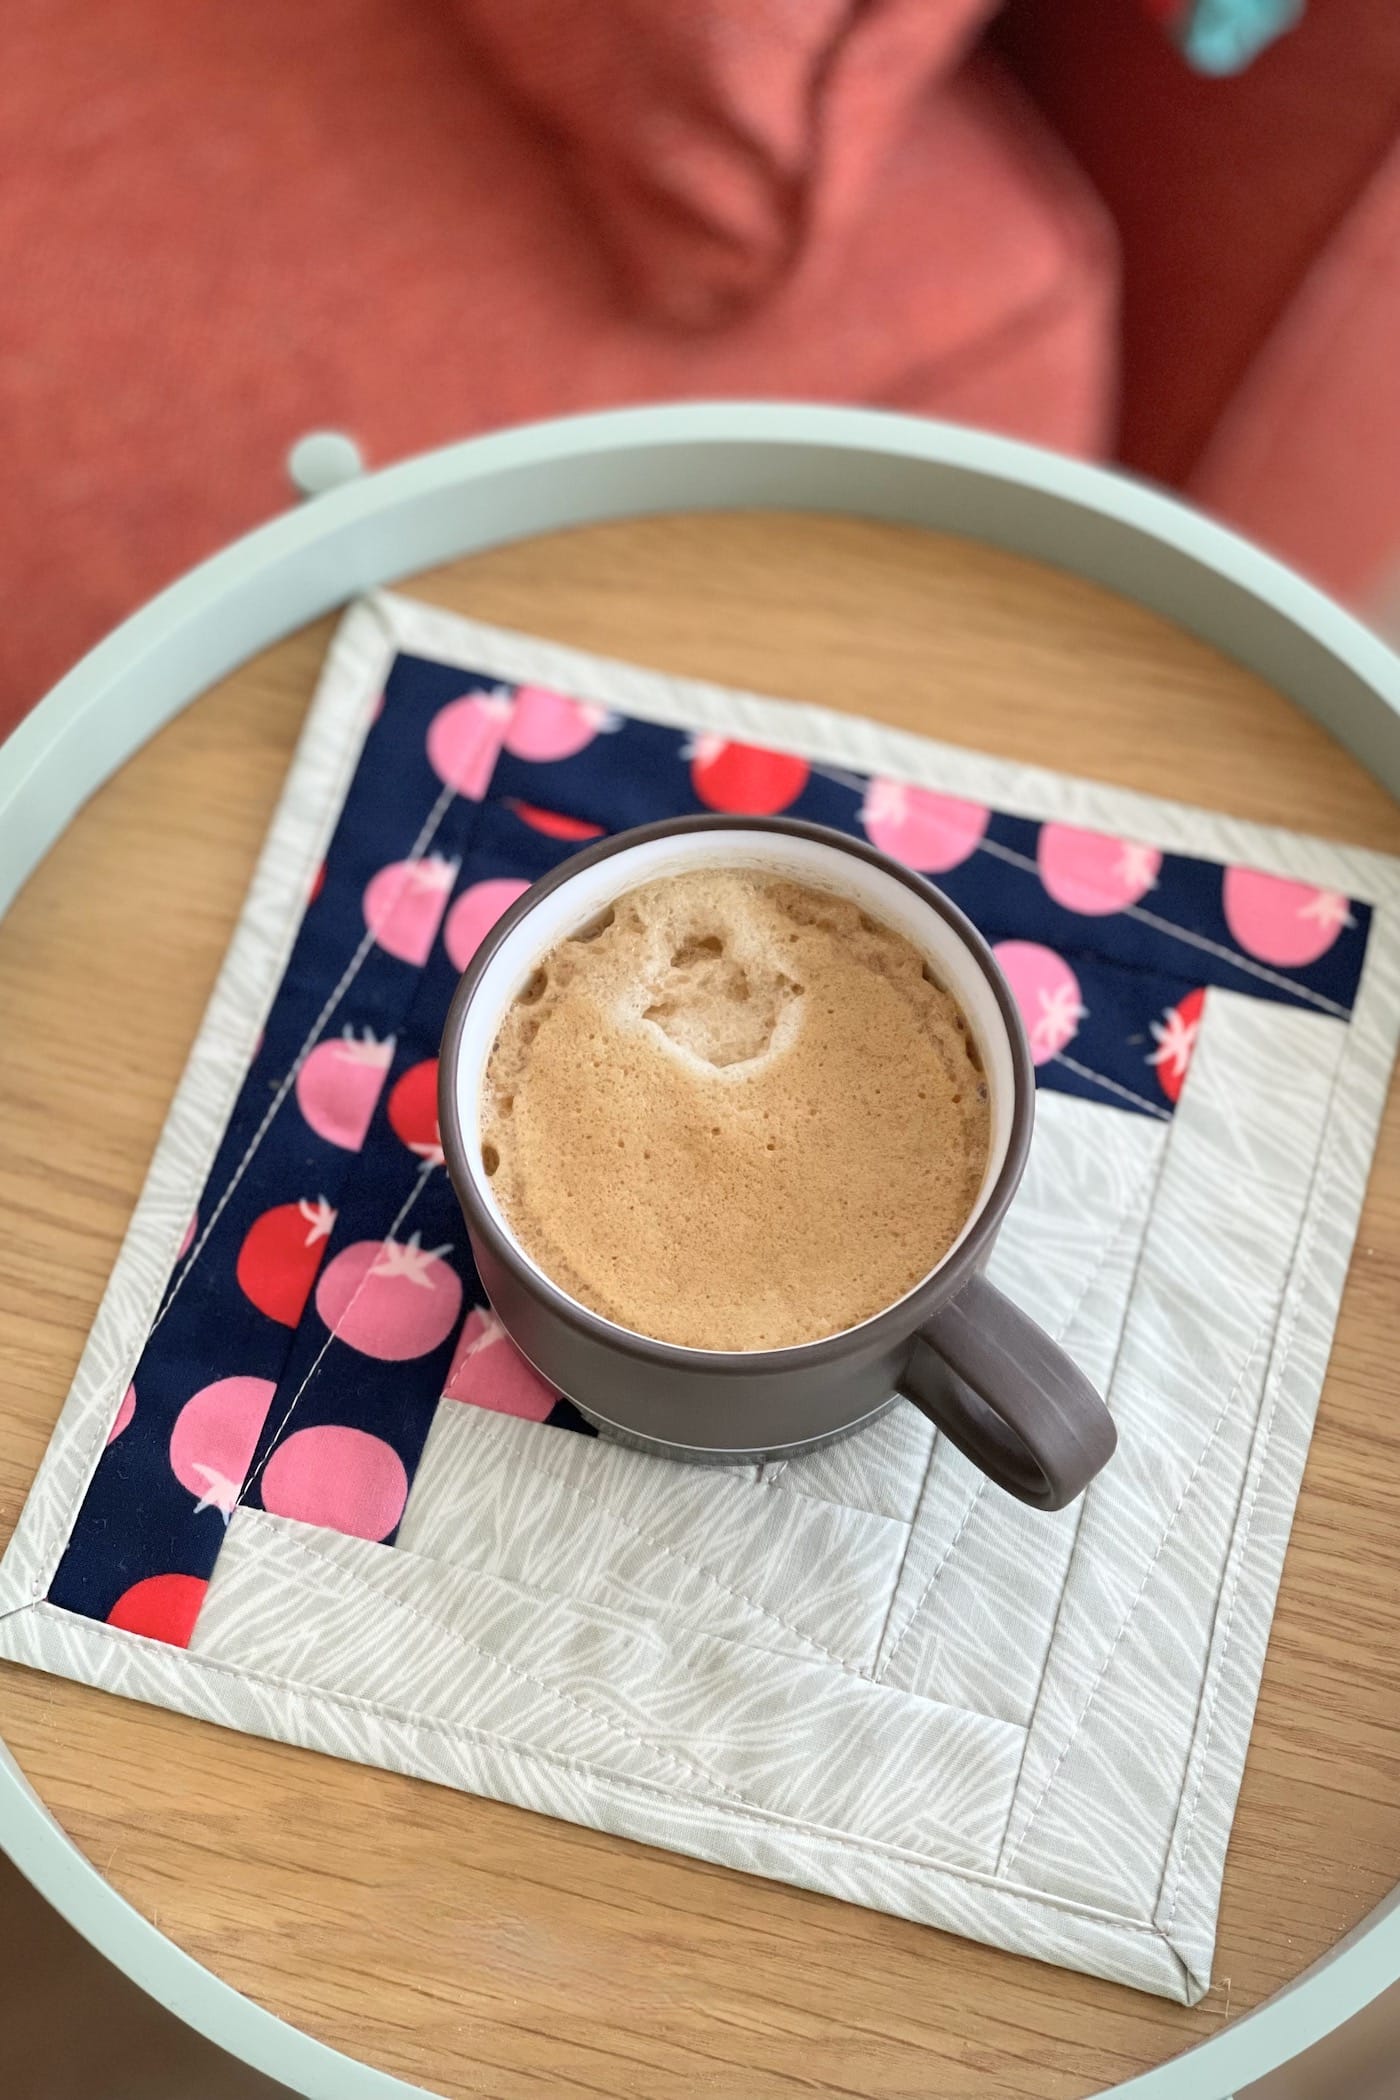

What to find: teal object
left=1, top=403, right=1398, bottom=2098
left=1182, top=0, right=1304, bottom=75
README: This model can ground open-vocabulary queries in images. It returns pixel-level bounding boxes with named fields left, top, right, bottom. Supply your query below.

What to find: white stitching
left=37, top=1600, right=1177, bottom=1957
left=27, top=691, right=488, bottom=1599
left=486, top=1444, right=873, bottom=1675
left=1161, top=1409, right=1279, bottom=1933
left=234, top=1156, right=439, bottom=1514
left=975, top=835, right=1353, bottom=1021
left=1051, top=1052, right=1173, bottom=1121
left=878, top=1486, right=985, bottom=1679
left=867, top=1427, right=940, bottom=1668
left=373, top=599, right=1400, bottom=911
left=1159, top=1080, right=1345, bottom=1940
left=810, top=761, right=1357, bottom=1023
left=1000, top=1322, right=1271, bottom=1873
left=992, top=1126, right=1177, bottom=1870
left=151, top=776, right=461, bottom=1337
left=877, top=1155, right=1160, bottom=1682
left=21, top=669, right=402, bottom=1596
left=241, top=1516, right=759, bottom=1811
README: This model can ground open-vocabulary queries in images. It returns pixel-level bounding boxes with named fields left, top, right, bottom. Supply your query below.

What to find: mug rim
left=438, top=815, right=1035, bottom=1374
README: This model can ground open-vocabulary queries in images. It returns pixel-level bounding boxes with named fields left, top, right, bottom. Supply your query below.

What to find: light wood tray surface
left=2, top=514, right=1398, bottom=2100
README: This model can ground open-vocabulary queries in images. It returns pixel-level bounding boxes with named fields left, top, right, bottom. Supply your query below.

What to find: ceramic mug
left=438, top=816, right=1116, bottom=1509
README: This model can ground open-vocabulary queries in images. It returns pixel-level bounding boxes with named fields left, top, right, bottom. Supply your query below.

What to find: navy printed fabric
left=48, top=652, right=1372, bottom=1643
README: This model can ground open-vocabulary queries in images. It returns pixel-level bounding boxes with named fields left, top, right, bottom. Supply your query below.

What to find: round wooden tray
left=2, top=409, right=1399, bottom=2100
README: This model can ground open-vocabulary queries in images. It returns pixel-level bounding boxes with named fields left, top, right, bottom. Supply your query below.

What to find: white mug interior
left=452, top=826, right=1020, bottom=1353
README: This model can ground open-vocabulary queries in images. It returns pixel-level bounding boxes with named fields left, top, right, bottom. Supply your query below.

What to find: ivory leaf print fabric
left=4, top=594, right=1397, bottom=2005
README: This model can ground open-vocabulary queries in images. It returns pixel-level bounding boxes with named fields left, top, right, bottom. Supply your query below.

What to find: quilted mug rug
left=4, top=594, right=1398, bottom=2004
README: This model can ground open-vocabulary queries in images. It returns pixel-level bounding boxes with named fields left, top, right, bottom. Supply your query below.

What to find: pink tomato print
left=177, top=1211, right=197, bottom=1260
left=261, top=1425, right=408, bottom=1541
left=388, top=1059, right=442, bottom=1163
left=1037, top=825, right=1162, bottom=916
left=315, top=1232, right=463, bottom=1360
left=363, top=854, right=457, bottom=965
left=107, top=1572, right=208, bottom=1648
left=296, top=1027, right=395, bottom=1150
left=504, top=685, right=615, bottom=762
left=169, top=1374, right=276, bottom=1518
left=686, top=734, right=809, bottom=815
left=106, top=1383, right=136, bottom=1446
left=444, top=1307, right=557, bottom=1421
left=236, top=1197, right=336, bottom=1327
left=506, top=799, right=606, bottom=842
left=860, top=781, right=988, bottom=872
left=1147, top=986, right=1205, bottom=1104
left=1223, top=867, right=1356, bottom=968
left=993, top=942, right=1086, bottom=1066
left=443, top=877, right=530, bottom=974
left=426, top=689, right=513, bottom=796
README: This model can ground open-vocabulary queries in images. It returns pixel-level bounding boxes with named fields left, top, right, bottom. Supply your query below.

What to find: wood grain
left=2, top=514, right=1398, bottom=2100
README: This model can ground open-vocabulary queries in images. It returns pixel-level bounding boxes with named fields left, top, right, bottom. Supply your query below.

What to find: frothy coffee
left=481, top=869, right=990, bottom=1350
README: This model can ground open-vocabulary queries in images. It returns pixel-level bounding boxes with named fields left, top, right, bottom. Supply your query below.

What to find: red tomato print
left=107, top=1572, right=209, bottom=1648
left=362, top=853, right=457, bottom=966
left=686, top=734, right=809, bottom=815
left=1147, top=987, right=1205, bottom=1103
left=426, top=690, right=512, bottom=796
left=860, top=781, right=988, bottom=872
left=1038, top=825, right=1161, bottom=916
left=506, top=800, right=606, bottom=841
left=443, top=878, right=530, bottom=974
left=236, top=1197, right=337, bottom=1326
left=308, top=860, right=326, bottom=905
left=315, top=1232, right=463, bottom=1360
left=388, top=1060, right=442, bottom=1163
left=295, top=1028, right=395, bottom=1150
left=1222, top=867, right=1355, bottom=968
left=993, top=942, right=1086, bottom=1066
left=261, top=1425, right=408, bottom=1541
left=504, top=686, right=615, bottom=762
left=169, top=1374, right=277, bottom=1517
left=445, top=1308, right=557, bottom=1421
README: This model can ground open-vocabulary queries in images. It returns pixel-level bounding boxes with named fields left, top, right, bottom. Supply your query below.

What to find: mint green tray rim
left=2, top=403, right=1397, bottom=2099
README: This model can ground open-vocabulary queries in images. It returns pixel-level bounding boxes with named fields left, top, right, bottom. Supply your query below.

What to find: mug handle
left=896, top=1273, right=1116, bottom=1511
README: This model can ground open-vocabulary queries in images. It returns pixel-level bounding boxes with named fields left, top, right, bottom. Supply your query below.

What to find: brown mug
left=438, top=816, right=1116, bottom=1509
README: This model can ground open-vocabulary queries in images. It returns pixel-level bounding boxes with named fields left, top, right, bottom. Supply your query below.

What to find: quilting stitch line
left=876, top=1148, right=1162, bottom=1684
left=1000, top=1322, right=1272, bottom=1875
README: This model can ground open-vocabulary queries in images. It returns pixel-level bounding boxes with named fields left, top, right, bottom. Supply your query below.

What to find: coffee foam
left=482, top=868, right=990, bottom=1350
